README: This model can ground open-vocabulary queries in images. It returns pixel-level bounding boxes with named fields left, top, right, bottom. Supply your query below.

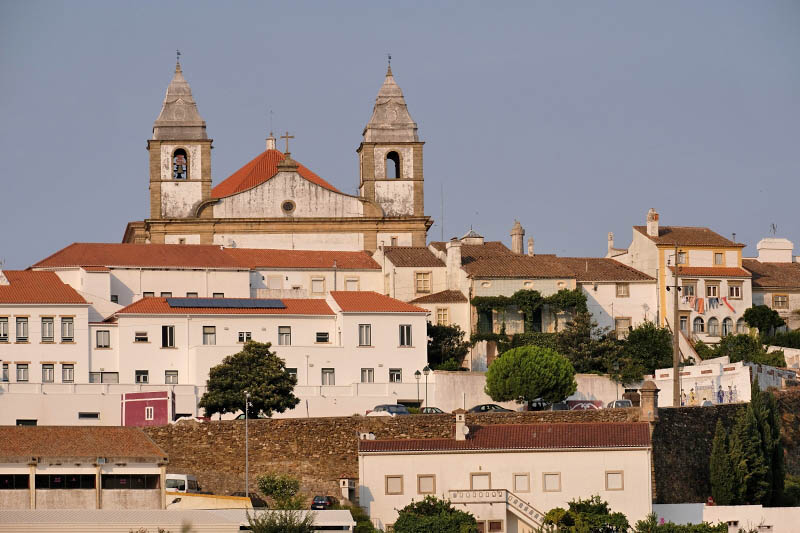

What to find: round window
left=281, top=200, right=296, bottom=214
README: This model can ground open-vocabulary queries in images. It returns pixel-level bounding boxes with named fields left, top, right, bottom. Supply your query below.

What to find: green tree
left=556, top=312, right=621, bottom=375
left=256, top=473, right=306, bottom=509
left=619, top=321, right=673, bottom=374
left=749, top=381, right=784, bottom=506
left=743, top=305, right=785, bottom=337
left=334, top=503, right=379, bottom=533
left=543, top=495, right=629, bottom=532
left=427, top=323, right=471, bottom=369
left=728, top=403, right=770, bottom=505
left=632, top=513, right=726, bottom=532
left=485, top=345, right=577, bottom=405
left=246, top=509, right=315, bottom=533
left=392, top=495, right=478, bottom=533
left=710, top=420, right=737, bottom=505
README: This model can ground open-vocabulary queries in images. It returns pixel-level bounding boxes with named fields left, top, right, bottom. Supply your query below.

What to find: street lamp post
left=414, top=370, right=421, bottom=406
left=423, top=366, right=430, bottom=407
left=244, top=390, right=250, bottom=498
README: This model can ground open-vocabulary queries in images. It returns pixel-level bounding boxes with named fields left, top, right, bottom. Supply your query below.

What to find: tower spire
left=152, top=57, right=207, bottom=140
left=363, top=62, right=418, bottom=142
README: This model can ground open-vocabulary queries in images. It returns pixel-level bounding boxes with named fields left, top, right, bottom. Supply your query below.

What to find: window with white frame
left=682, top=281, right=697, bottom=297
left=385, top=475, right=403, bottom=495
left=714, top=253, right=724, bottom=265
left=616, top=283, right=630, bottom=297
left=96, top=330, right=110, bottom=349
left=1, top=363, right=8, bottom=382
left=111, top=294, right=119, bottom=303
left=693, top=317, right=705, bottom=333
left=16, top=317, right=28, bottom=342
left=773, top=294, right=789, bottom=309
left=513, top=473, right=530, bottom=493
left=161, top=326, right=175, bottom=348
left=160, top=292, right=172, bottom=298
left=389, top=368, right=402, bottom=383
left=358, top=324, right=371, bottom=346
left=202, top=326, right=216, bottom=345
left=212, top=293, right=224, bottom=298
left=679, top=315, right=688, bottom=335
left=605, top=471, right=624, bottom=491
left=417, top=475, right=435, bottom=494
left=186, top=292, right=198, bottom=298
left=316, top=332, right=329, bottom=343
left=278, top=326, right=291, bottom=346
left=62, top=364, right=74, bottom=383
left=321, top=368, right=335, bottom=386
left=708, top=317, right=720, bottom=337
left=345, top=278, right=359, bottom=291
left=415, top=272, right=431, bottom=293
left=728, top=283, right=742, bottom=299
left=42, top=364, right=54, bottom=383
left=470, top=473, right=490, bottom=490
left=238, top=331, right=252, bottom=343
left=436, top=308, right=449, bottom=326
left=615, top=318, right=631, bottom=339
left=143, top=292, right=155, bottom=298
left=61, top=317, right=74, bottom=342
left=41, top=317, right=54, bottom=342
left=543, top=472, right=561, bottom=492
left=145, top=406, right=154, bottom=421
left=311, top=278, right=325, bottom=294
left=165, top=370, right=178, bottom=384
left=0, top=317, right=7, bottom=342
left=399, top=325, right=412, bottom=347
left=134, top=331, right=148, bottom=343
left=706, top=283, right=719, bottom=298
left=677, top=252, right=687, bottom=265
left=722, top=318, right=734, bottom=336
left=135, top=370, right=149, bottom=384
left=361, top=368, right=374, bottom=383
left=16, top=364, right=28, bottom=382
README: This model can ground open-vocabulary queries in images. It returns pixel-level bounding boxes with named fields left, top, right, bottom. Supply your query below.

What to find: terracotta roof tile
left=211, top=149, right=341, bottom=198
left=331, top=291, right=428, bottom=313
left=555, top=258, right=654, bottom=282
left=0, top=271, right=87, bottom=305
left=668, top=266, right=751, bottom=277
left=383, top=247, right=445, bottom=267
left=225, top=248, right=379, bottom=270
left=743, top=259, right=800, bottom=289
left=634, top=226, right=745, bottom=247
left=429, top=241, right=513, bottom=263
left=116, top=297, right=334, bottom=316
left=0, top=426, right=167, bottom=461
left=463, top=255, right=575, bottom=279
left=410, top=290, right=469, bottom=304
left=359, top=422, right=651, bottom=452
left=32, top=243, right=245, bottom=269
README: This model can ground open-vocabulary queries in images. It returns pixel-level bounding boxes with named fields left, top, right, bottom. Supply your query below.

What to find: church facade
left=123, top=62, right=432, bottom=251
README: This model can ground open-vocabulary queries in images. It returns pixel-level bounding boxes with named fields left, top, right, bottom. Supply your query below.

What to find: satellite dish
left=462, top=425, right=470, bottom=436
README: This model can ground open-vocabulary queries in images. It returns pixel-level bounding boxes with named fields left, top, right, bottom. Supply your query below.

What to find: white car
left=365, top=404, right=411, bottom=417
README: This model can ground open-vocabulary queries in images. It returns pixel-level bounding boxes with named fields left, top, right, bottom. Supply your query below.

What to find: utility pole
left=672, top=244, right=680, bottom=407
left=244, top=390, right=250, bottom=498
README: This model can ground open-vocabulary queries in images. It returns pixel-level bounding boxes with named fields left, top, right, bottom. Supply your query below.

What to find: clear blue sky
left=1, top=1, right=798, bottom=269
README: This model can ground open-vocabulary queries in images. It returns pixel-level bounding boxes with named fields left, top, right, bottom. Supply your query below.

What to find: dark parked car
left=547, top=402, right=570, bottom=411
left=311, top=495, right=338, bottom=510
left=420, top=407, right=446, bottom=414
left=468, top=404, right=513, bottom=413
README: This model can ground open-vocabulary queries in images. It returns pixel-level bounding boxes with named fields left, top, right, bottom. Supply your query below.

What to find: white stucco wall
left=372, top=146, right=415, bottom=180
left=108, top=268, right=250, bottom=306
left=161, top=181, right=201, bottom=219
left=581, top=281, right=657, bottom=332
left=385, top=265, right=447, bottom=302
left=249, top=269, right=382, bottom=298
left=376, top=233, right=412, bottom=248
left=374, top=181, right=415, bottom=216
left=213, top=232, right=365, bottom=251
left=212, top=172, right=364, bottom=219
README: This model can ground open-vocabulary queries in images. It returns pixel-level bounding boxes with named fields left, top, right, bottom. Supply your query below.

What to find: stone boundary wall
left=144, top=408, right=638, bottom=498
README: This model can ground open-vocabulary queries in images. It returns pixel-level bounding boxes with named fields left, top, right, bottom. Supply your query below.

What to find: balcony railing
left=447, top=488, right=545, bottom=528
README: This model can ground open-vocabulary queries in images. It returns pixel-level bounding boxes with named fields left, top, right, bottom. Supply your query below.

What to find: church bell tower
left=358, top=65, right=424, bottom=219
left=147, top=58, right=213, bottom=224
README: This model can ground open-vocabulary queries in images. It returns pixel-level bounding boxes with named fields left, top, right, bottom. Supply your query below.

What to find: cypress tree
left=710, top=419, right=737, bottom=504
left=729, top=403, right=770, bottom=504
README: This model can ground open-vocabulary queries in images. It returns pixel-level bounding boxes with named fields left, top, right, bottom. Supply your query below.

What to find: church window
left=386, top=151, right=401, bottom=179
left=172, top=149, right=188, bottom=179
left=281, top=200, right=296, bottom=214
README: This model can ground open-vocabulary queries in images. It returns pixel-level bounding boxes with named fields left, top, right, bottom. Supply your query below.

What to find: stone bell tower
left=147, top=59, right=213, bottom=223
left=357, top=65, right=424, bottom=219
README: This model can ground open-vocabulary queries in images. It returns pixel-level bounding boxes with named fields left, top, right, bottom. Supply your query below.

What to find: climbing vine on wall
left=470, top=288, right=587, bottom=335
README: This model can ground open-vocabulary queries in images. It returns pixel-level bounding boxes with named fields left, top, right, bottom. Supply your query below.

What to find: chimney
left=639, top=381, right=659, bottom=422
left=453, top=409, right=468, bottom=441
left=607, top=232, right=614, bottom=254
left=266, top=132, right=276, bottom=151
left=646, top=208, right=659, bottom=238
left=446, top=238, right=462, bottom=291
left=527, top=237, right=534, bottom=257
left=510, top=220, right=525, bottom=255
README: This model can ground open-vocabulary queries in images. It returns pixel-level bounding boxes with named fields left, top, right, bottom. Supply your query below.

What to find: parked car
left=366, top=404, right=411, bottom=417
left=547, top=402, right=570, bottom=411
left=311, top=495, right=338, bottom=510
left=234, top=413, right=269, bottom=420
left=468, top=404, right=513, bottom=413
left=606, top=399, right=633, bottom=409
left=527, top=400, right=549, bottom=411
left=420, top=407, right=446, bottom=414
left=166, top=474, right=200, bottom=493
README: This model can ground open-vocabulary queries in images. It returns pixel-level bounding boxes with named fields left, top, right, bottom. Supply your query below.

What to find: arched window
left=693, top=317, right=704, bottom=333
left=386, top=151, right=400, bottom=179
left=708, top=317, right=720, bottom=337
left=173, top=149, right=188, bottom=179
left=722, top=318, right=733, bottom=336
left=736, top=318, right=747, bottom=334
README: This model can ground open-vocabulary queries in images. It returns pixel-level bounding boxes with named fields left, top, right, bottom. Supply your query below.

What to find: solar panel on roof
left=166, top=298, right=286, bottom=309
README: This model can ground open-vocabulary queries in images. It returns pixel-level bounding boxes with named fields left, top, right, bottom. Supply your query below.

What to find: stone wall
left=144, top=409, right=638, bottom=498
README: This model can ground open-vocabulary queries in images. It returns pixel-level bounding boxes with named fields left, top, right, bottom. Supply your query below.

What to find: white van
left=165, top=473, right=200, bottom=493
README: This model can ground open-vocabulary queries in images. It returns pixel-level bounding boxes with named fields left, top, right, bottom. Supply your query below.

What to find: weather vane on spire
left=387, top=53, right=392, bottom=66
left=176, top=49, right=181, bottom=64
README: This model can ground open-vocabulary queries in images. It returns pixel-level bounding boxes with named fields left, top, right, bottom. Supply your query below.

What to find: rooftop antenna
left=770, top=223, right=777, bottom=236
left=176, top=49, right=181, bottom=65
left=387, top=53, right=392, bottom=67
left=269, top=109, right=274, bottom=135
left=732, top=232, right=736, bottom=243
left=440, top=181, right=444, bottom=241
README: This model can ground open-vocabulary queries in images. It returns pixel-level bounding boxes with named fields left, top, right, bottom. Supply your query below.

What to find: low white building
left=358, top=413, right=654, bottom=532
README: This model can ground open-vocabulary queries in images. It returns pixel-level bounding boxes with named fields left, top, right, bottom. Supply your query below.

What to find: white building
left=743, top=238, right=800, bottom=331
left=358, top=412, right=654, bottom=532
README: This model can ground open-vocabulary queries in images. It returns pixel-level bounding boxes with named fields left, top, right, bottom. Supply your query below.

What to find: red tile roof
left=0, top=271, right=87, bottom=305
left=463, top=255, right=575, bottom=279
left=359, top=422, right=651, bottom=452
left=211, top=149, right=341, bottom=198
left=555, top=258, right=654, bottom=282
left=429, top=241, right=513, bottom=263
left=383, top=247, right=445, bottom=267
left=743, top=259, right=800, bottom=289
left=410, top=290, right=469, bottom=304
left=116, top=297, right=334, bottom=316
left=225, top=248, right=379, bottom=270
left=0, top=426, right=167, bottom=461
left=634, top=226, right=745, bottom=248
left=32, top=243, right=245, bottom=269
left=668, top=266, right=751, bottom=278
left=331, top=291, right=428, bottom=313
